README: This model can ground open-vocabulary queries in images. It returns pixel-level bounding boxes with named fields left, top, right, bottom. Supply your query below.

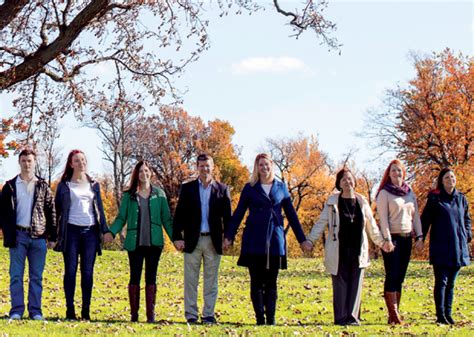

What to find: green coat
left=109, top=186, right=173, bottom=251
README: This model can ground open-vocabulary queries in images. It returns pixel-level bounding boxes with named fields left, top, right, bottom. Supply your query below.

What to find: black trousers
left=382, top=235, right=412, bottom=292
left=127, top=246, right=163, bottom=286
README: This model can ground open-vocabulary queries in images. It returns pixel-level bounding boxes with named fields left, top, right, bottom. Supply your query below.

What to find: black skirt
left=237, top=254, right=288, bottom=270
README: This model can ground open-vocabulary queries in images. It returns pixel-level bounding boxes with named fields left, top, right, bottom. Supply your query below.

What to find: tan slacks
left=184, top=235, right=221, bottom=320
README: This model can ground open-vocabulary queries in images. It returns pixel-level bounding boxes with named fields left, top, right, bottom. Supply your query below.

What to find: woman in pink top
left=375, top=159, right=423, bottom=325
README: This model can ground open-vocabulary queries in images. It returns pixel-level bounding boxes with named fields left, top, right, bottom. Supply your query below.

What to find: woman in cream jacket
left=303, top=168, right=389, bottom=325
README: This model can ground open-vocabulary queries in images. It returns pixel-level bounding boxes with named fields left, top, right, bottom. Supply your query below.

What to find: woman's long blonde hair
left=250, top=153, right=275, bottom=186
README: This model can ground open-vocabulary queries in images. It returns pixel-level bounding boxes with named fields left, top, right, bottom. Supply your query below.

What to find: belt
left=200, top=232, right=211, bottom=236
left=392, top=233, right=411, bottom=238
left=16, top=226, right=31, bottom=232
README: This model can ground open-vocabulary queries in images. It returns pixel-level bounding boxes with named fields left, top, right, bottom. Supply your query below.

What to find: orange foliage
left=0, top=118, right=25, bottom=158
left=264, top=134, right=334, bottom=257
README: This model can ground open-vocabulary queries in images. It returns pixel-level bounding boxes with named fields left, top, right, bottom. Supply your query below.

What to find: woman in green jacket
left=109, top=161, right=173, bottom=323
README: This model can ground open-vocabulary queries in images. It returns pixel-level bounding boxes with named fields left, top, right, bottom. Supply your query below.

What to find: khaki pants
left=184, top=235, right=221, bottom=320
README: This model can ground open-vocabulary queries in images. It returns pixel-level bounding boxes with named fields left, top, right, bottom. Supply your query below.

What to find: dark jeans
left=63, top=224, right=99, bottom=310
left=433, top=265, right=460, bottom=316
left=128, top=246, right=163, bottom=285
left=382, top=235, right=412, bottom=292
left=9, top=231, right=47, bottom=317
left=331, top=247, right=364, bottom=325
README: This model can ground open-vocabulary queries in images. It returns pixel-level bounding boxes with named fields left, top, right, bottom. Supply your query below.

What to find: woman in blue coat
left=223, top=153, right=307, bottom=325
left=421, top=168, right=472, bottom=325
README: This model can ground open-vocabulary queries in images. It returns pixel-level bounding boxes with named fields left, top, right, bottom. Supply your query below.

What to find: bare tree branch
left=0, top=0, right=30, bottom=30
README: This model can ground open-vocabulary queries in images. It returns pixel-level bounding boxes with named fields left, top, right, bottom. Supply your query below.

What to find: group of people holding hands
left=0, top=149, right=471, bottom=327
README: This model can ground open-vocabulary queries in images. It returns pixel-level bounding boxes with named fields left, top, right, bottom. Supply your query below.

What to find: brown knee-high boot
left=396, top=291, right=404, bottom=320
left=384, top=292, right=402, bottom=324
left=145, top=284, right=157, bottom=323
left=128, top=284, right=140, bottom=322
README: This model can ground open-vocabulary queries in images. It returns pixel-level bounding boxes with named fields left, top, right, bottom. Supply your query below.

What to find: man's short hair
left=18, top=148, right=36, bottom=159
left=197, top=153, right=213, bottom=164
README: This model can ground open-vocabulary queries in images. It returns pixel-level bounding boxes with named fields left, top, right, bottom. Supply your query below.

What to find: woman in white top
left=375, top=159, right=423, bottom=325
left=55, top=150, right=113, bottom=320
left=303, top=168, right=388, bottom=325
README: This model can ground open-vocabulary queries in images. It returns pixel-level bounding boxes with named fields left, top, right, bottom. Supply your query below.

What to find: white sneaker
left=32, top=314, right=44, bottom=321
left=10, top=313, right=21, bottom=320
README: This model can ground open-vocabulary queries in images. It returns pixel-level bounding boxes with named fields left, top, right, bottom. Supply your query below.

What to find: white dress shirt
left=15, top=175, right=36, bottom=228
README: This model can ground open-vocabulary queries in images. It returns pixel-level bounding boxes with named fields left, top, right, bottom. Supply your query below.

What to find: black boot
left=66, top=306, right=76, bottom=320
left=444, top=303, right=455, bottom=324
left=81, top=306, right=91, bottom=321
left=436, top=313, right=449, bottom=324
left=250, top=288, right=265, bottom=325
left=265, top=289, right=277, bottom=326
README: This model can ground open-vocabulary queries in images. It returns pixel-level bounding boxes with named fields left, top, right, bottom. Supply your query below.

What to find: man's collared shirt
left=15, top=175, right=36, bottom=228
left=198, top=179, right=212, bottom=233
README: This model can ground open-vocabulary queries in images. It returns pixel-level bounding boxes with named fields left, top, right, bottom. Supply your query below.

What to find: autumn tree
left=128, top=106, right=248, bottom=212
left=0, top=0, right=339, bottom=158
left=263, top=134, right=333, bottom=257
left=203, top=119, right=249, bottom=202
left=365, top=49, right=473, bottom=259
left=365, top=49, right=473, bottom=203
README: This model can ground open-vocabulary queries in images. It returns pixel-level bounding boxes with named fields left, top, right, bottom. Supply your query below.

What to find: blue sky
left=0, top=1, right=472, bottom=182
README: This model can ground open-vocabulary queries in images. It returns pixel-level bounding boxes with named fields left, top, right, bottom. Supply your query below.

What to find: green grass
left=0, top=246, right=473, bottom=336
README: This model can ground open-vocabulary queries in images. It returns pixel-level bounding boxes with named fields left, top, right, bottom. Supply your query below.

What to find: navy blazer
left=173, top=179, right=232, bottom=255
left=421, top=189, right=472, bottom=267
left=225, top=180, right=306, bottom=257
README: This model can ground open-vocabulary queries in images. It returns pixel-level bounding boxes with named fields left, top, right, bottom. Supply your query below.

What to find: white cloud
left=230, top=56, right=313, bottom=75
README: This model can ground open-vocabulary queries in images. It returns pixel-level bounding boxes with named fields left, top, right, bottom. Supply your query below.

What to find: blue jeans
left=9, top=230, right=47, bottom=317
left=433, top=265, right=460, bottom=317
left=63, top=224, right=99, bottom=310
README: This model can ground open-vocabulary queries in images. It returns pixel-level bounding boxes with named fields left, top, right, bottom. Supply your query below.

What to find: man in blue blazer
left=173, top=154, right=232, bottom=324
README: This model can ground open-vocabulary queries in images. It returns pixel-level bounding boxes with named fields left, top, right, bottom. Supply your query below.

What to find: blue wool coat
left=421, top=189, right=472, bottom=267
left=225, top=180, right=306, bottom=260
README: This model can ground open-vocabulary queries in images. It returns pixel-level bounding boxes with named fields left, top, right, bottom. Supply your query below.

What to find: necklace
left=341, top=197, right=356, bottom=223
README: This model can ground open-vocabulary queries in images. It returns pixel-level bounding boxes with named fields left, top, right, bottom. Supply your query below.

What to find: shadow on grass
left=0, top=315, right=417, bottom=328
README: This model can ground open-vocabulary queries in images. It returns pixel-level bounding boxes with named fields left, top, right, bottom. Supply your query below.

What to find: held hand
left=382, top=241, right=395, bottom=253
left=414, top=239, right=424, bottom=252
left=47, top=241, right=56, bottom=249
left=173, top=240, right=185, bottom=252
left=222, top=238, right=232, bottom=251
left=103, top=232, right=114, bottom=244
left=300, top=240, right=313, bottom=253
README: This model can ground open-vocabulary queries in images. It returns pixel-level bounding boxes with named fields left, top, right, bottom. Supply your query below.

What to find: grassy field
left=0, top=246, right=473, bottom=336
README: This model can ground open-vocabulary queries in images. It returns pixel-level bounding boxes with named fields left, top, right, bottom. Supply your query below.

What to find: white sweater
left=376, top=189, right=422, bottom=241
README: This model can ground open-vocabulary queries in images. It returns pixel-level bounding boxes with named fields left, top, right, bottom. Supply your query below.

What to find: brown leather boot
left=145, top=284, right=156, bottom=323
left=128, top=284, right=140, bottom=322
left=384, top=291, right=402, bottom=324
left=396, top=291, right=404, bottom=320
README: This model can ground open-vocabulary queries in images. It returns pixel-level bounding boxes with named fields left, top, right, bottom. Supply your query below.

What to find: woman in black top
left=304, top=168, right=387, bottom=325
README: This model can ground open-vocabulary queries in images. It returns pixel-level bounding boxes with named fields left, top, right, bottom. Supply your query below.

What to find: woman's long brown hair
left=124, top=160, right=152, bottom=194
left=60, top=149, right=86, bottom=182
